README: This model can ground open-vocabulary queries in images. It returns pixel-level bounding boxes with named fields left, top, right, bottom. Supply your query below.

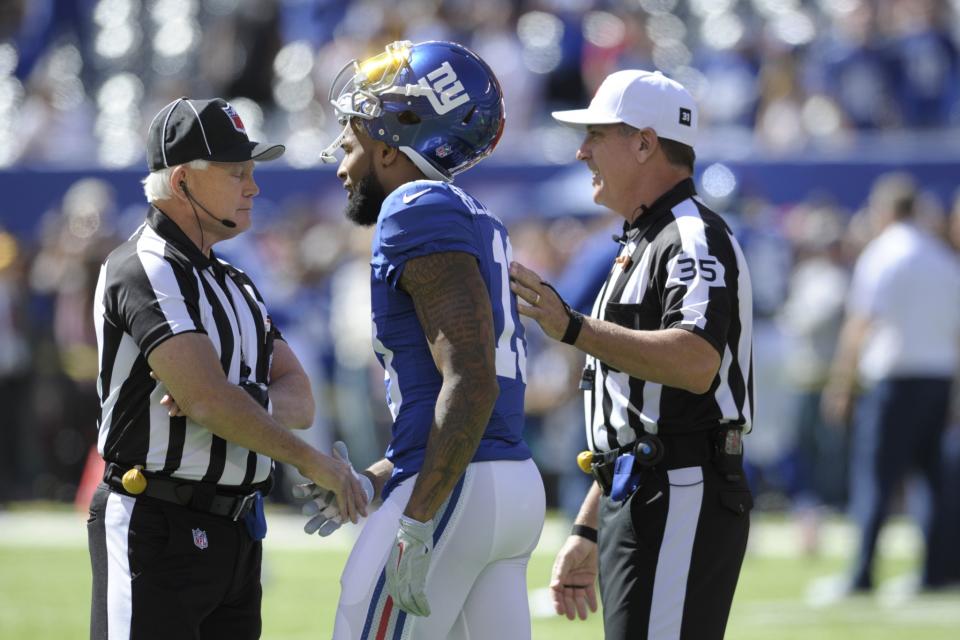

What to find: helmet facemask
left=319, top=41, right=432, bottom=171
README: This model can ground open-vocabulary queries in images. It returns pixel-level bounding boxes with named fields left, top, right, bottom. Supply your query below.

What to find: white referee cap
left=552, top=70, right=698, bottom=149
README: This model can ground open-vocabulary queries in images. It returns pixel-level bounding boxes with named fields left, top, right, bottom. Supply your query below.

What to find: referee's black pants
left=87, top=484, right=262, bottom=640
left=598, top=462, right=752, bottom=640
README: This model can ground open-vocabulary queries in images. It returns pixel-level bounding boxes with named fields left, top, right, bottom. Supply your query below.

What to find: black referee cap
left=147, top=97, right=285, bottom=171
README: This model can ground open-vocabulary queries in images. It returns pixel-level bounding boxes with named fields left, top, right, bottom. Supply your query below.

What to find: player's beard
left=344, top=171, right=386, bottom=227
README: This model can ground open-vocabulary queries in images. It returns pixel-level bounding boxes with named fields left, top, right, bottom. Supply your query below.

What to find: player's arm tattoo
left=399, top=251, right=499, bottom=522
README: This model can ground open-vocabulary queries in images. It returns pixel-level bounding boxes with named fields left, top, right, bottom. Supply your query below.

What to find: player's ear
left=378, top=141, right=401, bottom=168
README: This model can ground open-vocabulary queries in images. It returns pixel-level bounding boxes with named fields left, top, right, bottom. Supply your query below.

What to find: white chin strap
left=400, top=146, right=452, bottom=182
left=318, top=123, right=451, bottom=183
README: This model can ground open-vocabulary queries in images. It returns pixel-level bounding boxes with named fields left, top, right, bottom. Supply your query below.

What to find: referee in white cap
left=87, top=97, right=368, bottom=639
left=510, top=70, right=754, bottom=639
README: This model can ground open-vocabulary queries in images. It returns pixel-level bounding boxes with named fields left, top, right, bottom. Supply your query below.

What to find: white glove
left=385, top=515, right=435, bottom=617
left=293, top=441, right=374, bottom=536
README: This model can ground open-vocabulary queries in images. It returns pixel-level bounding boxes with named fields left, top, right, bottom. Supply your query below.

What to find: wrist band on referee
left=539, top=281, right=585, bottom=346
left=561, top=309, right=584, bottom=345
left=571, top=523, right=598, bottom=543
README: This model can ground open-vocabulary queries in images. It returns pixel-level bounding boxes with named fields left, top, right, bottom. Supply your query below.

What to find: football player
left=305, top=40, right=546, bottom=639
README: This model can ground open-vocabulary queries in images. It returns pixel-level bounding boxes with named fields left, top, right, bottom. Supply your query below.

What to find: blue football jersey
left=370, top=180, right=531, bottom=499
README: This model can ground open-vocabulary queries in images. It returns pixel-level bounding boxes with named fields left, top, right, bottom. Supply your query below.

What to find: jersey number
left=668, top=254, right=725, bottom=287
left=491, top=230, right=527, bottom=382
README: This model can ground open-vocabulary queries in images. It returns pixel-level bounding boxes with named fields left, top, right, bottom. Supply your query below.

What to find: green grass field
left=1, top=509, right=958, bottom=639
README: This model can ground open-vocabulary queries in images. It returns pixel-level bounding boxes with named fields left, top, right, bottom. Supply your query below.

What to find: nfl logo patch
left=192, top=528, right=209, bottom=550
left=221, top=104, right=246, bottom=134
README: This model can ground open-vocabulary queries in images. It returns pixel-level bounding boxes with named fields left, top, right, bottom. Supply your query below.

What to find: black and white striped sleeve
left=659, top=205, right=735, bottom=354
left=106, top=237, right=205, bottom=357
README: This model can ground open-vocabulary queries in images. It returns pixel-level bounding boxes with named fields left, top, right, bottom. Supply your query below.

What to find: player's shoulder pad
left=378, top=180, right=476, bottom=238
left=373, top=180, right=483, bottom=285
left=381, top=180, right=465, bottom=218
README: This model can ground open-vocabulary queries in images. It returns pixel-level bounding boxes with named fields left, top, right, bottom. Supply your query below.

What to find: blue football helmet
left=320, top=40, right=505, bottom=182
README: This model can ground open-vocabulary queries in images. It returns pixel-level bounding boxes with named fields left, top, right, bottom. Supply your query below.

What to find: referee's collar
left=621, top=177, right=697, bottom=241
left=147, top=206, right=216, bottom=269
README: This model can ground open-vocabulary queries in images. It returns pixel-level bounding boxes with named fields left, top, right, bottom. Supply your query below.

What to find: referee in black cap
left=87, top=98, right=369, bottom=640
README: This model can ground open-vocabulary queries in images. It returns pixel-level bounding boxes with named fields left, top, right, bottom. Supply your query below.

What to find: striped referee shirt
left=584, top=178, right=753, bottom=453
left=93, top=206, right=278, bottom=486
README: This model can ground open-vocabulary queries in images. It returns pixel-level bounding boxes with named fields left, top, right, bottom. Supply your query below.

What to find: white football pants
left=333, top=458, right=546, bottom=640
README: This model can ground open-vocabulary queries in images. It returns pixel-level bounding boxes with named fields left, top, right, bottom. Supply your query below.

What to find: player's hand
left=293, top=441, right=374, bottom=536
left=297, top=446, right=369, bottom=524
left=150, top=371, right=185, bottom=417
left=386, top=515, right=435, bottom=617
left=550, top=534, right=599, bottom=621
left=509, top=261, right=570, bottom=341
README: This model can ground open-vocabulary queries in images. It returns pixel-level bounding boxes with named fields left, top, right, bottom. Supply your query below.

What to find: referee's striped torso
left=93, top=206, right=275, bottom=486
left=584, top=178, right=753, bottom=453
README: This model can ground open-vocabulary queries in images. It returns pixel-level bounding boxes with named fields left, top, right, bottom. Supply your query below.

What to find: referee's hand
left=299, top=451, right=369, bottom=524
left=550, top=534, right=599, bottom=621
left=294, top=441, right=374, bottom=536
left=509, top=261, right=570, bottom=342
left=150, top=371, right=185, bottom=416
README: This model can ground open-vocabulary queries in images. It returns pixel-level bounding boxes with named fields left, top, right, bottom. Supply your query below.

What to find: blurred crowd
left=1, top=0, right=960, bottom=169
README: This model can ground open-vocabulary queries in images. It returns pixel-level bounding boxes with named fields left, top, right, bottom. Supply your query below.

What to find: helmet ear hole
left=398, top=110, right=421, bottom=125
left=461, top=105, right=477, bottom=125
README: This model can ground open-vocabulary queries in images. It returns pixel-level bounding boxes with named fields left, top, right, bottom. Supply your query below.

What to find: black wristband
left=561, top=309, right=584, bottom=345
left=539, top=280, right=585, bottom=346
left=571, top=523, right=598, bottom=543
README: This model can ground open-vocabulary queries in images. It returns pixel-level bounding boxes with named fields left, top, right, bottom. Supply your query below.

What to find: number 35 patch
left=666, top=253, right=726, bottom=287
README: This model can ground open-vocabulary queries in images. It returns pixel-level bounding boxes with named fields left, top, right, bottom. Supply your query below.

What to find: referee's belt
left=103, top=463, right=270, bottom=521
left=591, top=427, right=743, bottom=495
